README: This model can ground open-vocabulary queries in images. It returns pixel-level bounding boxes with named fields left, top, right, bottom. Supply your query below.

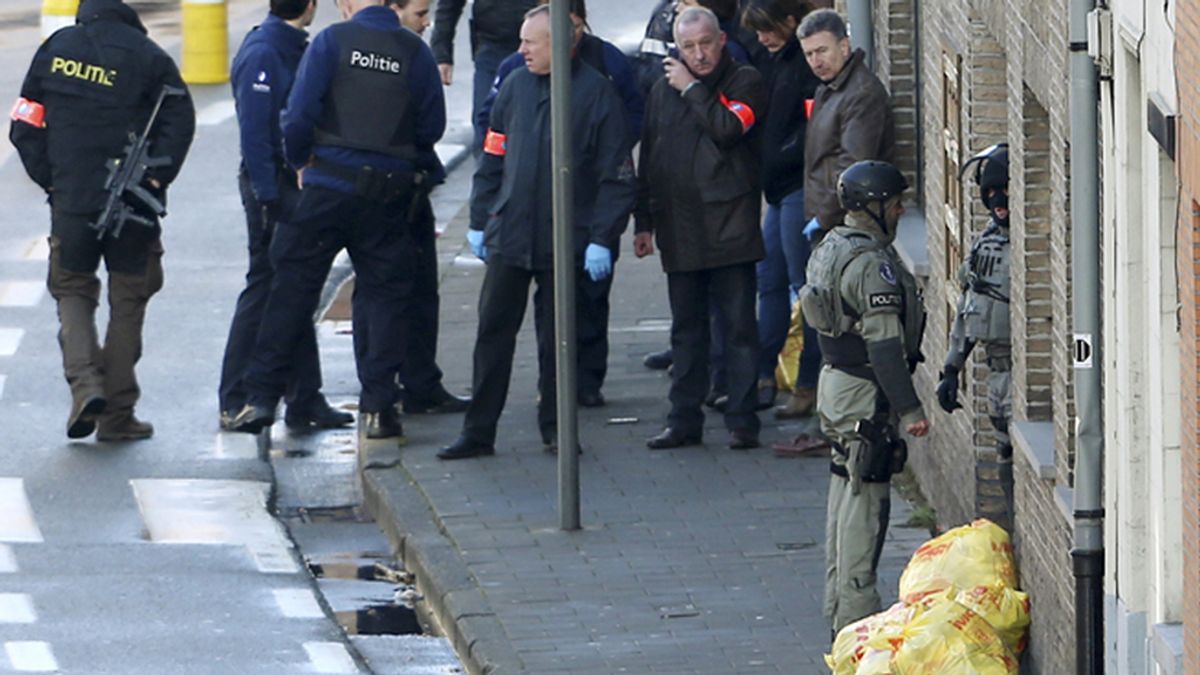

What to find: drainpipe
left=1068, top=0, right=1103, bottom=672
left=846, top=0, right=874, bottom=67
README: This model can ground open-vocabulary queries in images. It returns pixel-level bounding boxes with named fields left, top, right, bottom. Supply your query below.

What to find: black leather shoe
left=362, top=408, right=404, bottom=440
left=706, top=393, right=728, bottom=413
left=728, top=429, right=760, bottom=451
left=577, top=391, right=606, bottom=408
left=231, top=403, right=275, bottom=434
left=285, top=398, right=354, bottom=429
left=67, top=393, right=107, bottom=439
left=642, top=349, right=673, bottom=370
left=646, top=427, right=702, bottom=450
left=756, top=379, right=777, bottom=411
left=437, top=437, right=495, bottom=460
left=404, top=387, right=471, bottom=414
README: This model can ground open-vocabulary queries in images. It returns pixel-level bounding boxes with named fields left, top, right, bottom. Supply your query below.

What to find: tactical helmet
left=961, top=143, right=1009, bottom=190
left=838, top=161, right=909, bottom=212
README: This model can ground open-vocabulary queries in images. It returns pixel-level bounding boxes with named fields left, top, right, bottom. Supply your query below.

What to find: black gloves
left=936, top=366, right=963, bottom=413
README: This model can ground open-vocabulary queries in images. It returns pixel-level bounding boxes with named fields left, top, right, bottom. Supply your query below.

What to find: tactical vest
left=958, top=221, right=1011, bottom=343
left=313, top=22, right=420, bottom=160
left=801, top=227, right=924, bottom=366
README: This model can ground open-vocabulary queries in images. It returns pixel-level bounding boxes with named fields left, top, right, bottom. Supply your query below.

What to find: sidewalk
left=353, top=160, right=929, bottom=674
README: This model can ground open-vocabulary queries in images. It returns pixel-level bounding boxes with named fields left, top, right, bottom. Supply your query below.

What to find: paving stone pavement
left=355, top=161, right=931, bottom=675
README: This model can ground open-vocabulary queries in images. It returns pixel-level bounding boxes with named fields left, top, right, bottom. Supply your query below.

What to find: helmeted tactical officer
left=937, top=143, right=1013, bottom=528
left=798, top=160, right=929, bottom=631
left=437, top=5, right=634, bottom=460
left=219, top=0, right=355, bottom=433
left=230, top=0, right=446, bottom=439
left=9, top=0, right=195, bottom=441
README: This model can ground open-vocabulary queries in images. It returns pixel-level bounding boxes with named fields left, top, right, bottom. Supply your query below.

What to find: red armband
left=805, top=98, right=814, bottom=119
left=719, top=93, right=756, bottom=133
left=483, top=129, right=507, bottom=156
left=10, top=97, right=46, bottom=129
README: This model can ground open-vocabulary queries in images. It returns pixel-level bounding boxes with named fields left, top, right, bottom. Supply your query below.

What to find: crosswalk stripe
left=4, top=641, right=57, bottom=672
left=0, top=282, right=45, bottom=308
left=0, top=479, right=44, bottom=543
left=0, top=330, right=23, bottom=357
left=0, top=545, right=16, bottom=573
left=272, top=588, right=324, bottom=619
left=0, top=594, right=36, bottom=624
left=130, top=479, right=299, bottom=574
left=303, top=642, right=358, bottom=673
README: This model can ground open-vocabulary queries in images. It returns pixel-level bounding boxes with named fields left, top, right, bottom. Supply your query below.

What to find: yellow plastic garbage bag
left=890, top=597, right=1019, bottom=675
left=824, top=601, right=915, bottom=675
left=775, top=298, right=805, bottom=391
left=955, top=584, right=1031, bottom=656
left=898, top=519, right=1018, bottom=604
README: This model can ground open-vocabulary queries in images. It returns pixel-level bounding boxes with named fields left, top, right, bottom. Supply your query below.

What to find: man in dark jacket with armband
left=230, top=0, right=446, bottom=440
left=9, top=0, right=194, bottom=442
left=633, top=6, right=767, bottom=451
left=798, top=161, right=929, bottom=632
left=218, top=0, right=355, bottom=432
left=437, top=5, right=634, bottom=460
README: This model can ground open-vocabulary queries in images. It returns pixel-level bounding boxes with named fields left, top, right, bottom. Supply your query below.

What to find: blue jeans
left=756, top=190, right=821, bottom=388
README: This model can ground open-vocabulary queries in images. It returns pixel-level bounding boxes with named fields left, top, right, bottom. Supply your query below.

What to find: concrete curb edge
left=361, top=465, right=523, bottom=675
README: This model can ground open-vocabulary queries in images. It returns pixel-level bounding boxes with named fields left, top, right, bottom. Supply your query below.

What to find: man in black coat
left=9, top=0, right=194, bottom=441
left=634, top=6, right=766, bottom=451
left=437, top=6, right=635, bottom=460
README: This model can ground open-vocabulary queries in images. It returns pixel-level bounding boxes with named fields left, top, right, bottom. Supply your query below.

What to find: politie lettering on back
left=350, top=50, right=401, bottom=74
left=50, top=56, right=117, bottom=86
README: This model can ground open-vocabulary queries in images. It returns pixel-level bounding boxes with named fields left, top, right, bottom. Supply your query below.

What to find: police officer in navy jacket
left=231, top=0, right=446, bottom=440
left=219, top=0, right=354, bottom=432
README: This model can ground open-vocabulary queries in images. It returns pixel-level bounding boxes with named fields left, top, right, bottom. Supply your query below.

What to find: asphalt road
left=0, top=0, right=658, bottom=673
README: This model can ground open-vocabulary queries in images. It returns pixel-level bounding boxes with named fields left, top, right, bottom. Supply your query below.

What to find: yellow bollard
left=182, top=0, right=229, bottom=84
left=41, top=0, right=79, bottom=39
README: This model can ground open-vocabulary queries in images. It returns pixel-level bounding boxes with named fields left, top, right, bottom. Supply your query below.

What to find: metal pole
left=1068, top=0, right=1103, bottom=672
left=846, top=0, right=874, bottom=68
left=550, top=0, right=580, bottom=531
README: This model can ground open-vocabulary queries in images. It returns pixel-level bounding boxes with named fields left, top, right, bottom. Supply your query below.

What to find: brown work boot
left=66, top=393, right=107, bottom=439
left=774, top=386, right=816, bottom=419
left=96, top=414, right=154, bottom=442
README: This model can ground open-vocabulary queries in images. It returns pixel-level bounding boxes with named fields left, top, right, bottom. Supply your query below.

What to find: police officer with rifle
left=231, top=0, right=446, bottom=440
left=798, top=160, right=928, bottom=632
left=9, top=0, right=195, bottom=442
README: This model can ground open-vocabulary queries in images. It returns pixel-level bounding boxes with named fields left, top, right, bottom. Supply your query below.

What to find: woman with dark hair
left=740, top=0, right=826, bottom=426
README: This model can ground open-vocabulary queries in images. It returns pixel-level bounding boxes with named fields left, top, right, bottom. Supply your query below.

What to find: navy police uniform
left=9, top=0, right=194, bottom=440
left=219, top=11, right=344, bottom=429
left=233, top=5, right=445, bottom=434
left=440, top=59, right=634, bottom=458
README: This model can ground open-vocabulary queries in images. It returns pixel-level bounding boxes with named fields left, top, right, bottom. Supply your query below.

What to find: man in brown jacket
left=634, top=6, right=767, bottom=450
left=799, top=9, right=895, bottom=236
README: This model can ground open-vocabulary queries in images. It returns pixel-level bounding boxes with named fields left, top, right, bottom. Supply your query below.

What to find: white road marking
left=272, top=588, right=324, bottom=619
left=0, top=546, right=16, bottom=573
left=5, top=641, right=58, bottom=672
left=130, top=479, right=299, bottom=574
left=303, top=642, right=358, bottom=673
left=0, top=479, right=44, bottom=543
left=196, top=99, right=237, bottom=127
left=0, top=330, right=24, bottom=357
left=23, top=238, right=48, bottom=261
left=0, top=594, right=36, bottom=623
left=205, top=434, right=259, bottom=461
left=0, top=282, right=45, bottom=307
left=0, top=375, right=6, bottom=399
left=434, top=143, right=466, bottom=168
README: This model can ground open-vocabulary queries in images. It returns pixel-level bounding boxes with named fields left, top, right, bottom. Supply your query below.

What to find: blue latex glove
left=803, top=217, right=822, bottom=241
left=584, top=243, right=612, bottom=281
left=467, top=229, right=487, bottom=260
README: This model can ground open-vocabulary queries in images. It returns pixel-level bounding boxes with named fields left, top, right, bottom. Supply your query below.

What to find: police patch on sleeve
left=252, top=70, right=271, bottom=93
left=879, top=261, right=898, bottom=285
left=868, top=292, right=903, bottom=309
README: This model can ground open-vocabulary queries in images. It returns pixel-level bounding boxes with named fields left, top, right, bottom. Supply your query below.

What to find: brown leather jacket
left=634, top=53, right=767, bottom=273
left=803, top=49, right=895, bottom=231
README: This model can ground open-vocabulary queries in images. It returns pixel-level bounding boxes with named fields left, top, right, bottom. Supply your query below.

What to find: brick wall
left=1174, top=0, right=1200, bottom=669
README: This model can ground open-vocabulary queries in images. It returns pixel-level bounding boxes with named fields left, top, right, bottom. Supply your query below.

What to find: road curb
left=361, top=464, right=523, bottom=675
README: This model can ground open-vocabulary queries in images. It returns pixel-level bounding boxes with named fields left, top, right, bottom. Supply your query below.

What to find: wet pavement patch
left=336, top=604, right=422, bottom=636
left=309, top=554, right=423, bottom=636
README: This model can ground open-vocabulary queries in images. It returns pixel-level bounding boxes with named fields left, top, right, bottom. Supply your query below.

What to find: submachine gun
left=89, top=85, right=187, bottom=240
